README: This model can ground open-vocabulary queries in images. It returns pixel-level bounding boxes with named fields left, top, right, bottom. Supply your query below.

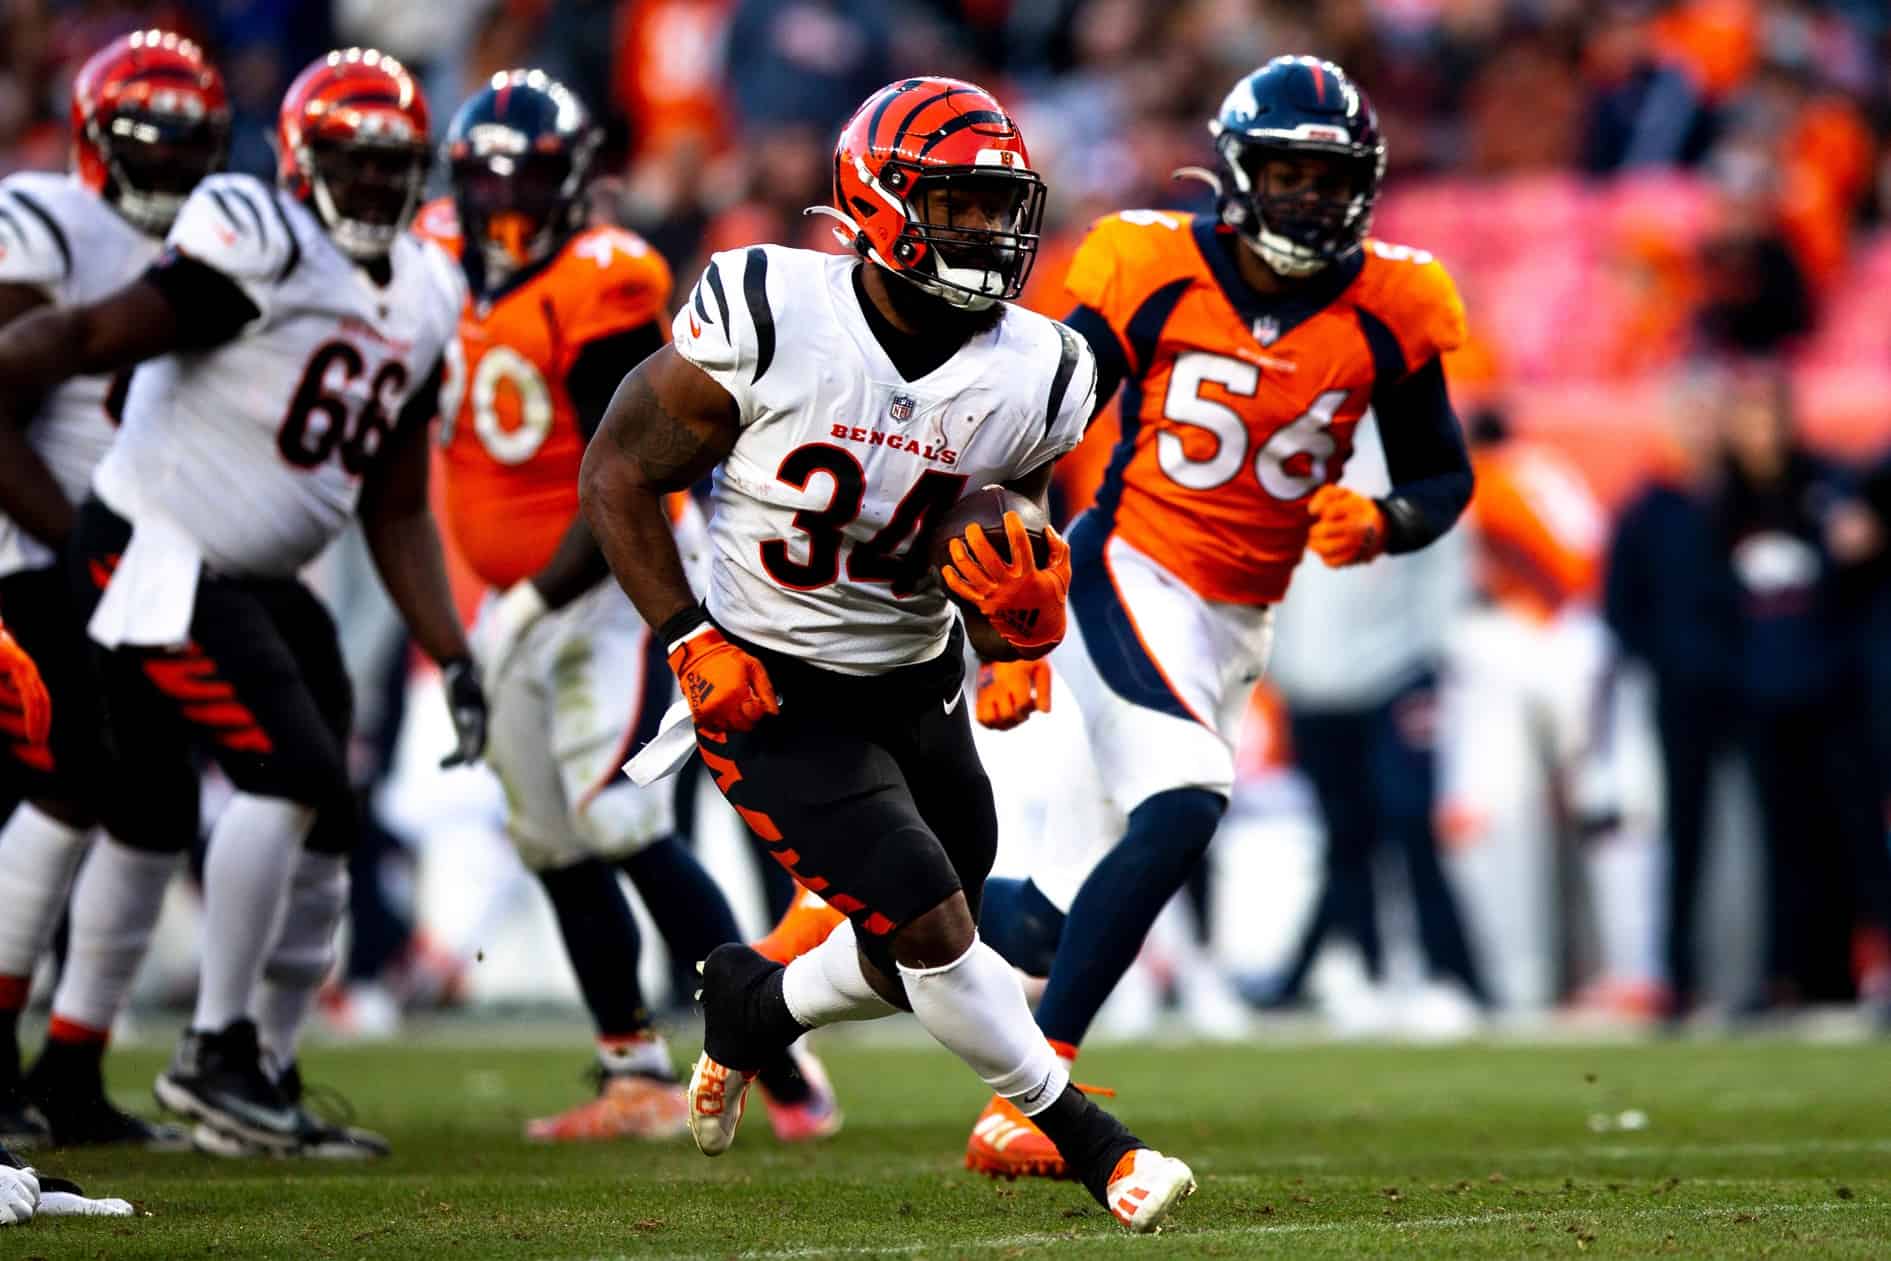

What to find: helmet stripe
left=1310, top=60, right=1325, bottom=103
left=916, top=109, right=1009, bottom=155
left=889, top=87, right=974, bottom=153
left=865, top=79, right=925, bottom=153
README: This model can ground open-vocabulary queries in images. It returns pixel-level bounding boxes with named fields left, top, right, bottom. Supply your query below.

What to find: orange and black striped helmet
left=816, top=76, right=1044, bottom=310
left=277, top=48, right=430, bottom=261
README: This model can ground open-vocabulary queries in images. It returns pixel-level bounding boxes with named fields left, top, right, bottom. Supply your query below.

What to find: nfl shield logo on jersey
left=889, top=392, right=917, bottom=424
left=1252, top=315, right=1281, bottom=347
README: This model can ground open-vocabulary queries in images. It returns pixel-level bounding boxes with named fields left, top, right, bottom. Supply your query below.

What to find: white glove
left=470, top=581, right=548, bottom=693
left=38, top=1185, right=134, bottom=1217
left=0, top=1163, right=39, bottom=1226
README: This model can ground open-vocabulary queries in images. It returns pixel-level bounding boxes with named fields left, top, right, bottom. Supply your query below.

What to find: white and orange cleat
left=965, top=1094, right=1069, bottom=1180
left=1105, top=1148, right=1196, bottom=1234
left=685, top=1052, right=755, bottom=1156
left=761, top=1045, right=842, bottom=1144
left=525, top=1073, right=688, bottom=1143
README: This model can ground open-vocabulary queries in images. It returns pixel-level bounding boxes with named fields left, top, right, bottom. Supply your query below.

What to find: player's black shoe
left=278, top=1062, right=389, bottom=1160
left=24, top=1041, right=190, bottom=1152
left=153, top=1020, right=301, bottom=1155
left=0, top=1089, right=48, bottom=1150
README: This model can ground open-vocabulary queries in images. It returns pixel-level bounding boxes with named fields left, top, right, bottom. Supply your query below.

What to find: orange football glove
left=667, top=625, right=779, bottom=738
left=1306, top=484, right=1387, bottom=568
left=942, top=513, right=1071, bottom=653
left=0, top=623, right=50, bottom=747
left=976, top=659, right=1052, bottom=731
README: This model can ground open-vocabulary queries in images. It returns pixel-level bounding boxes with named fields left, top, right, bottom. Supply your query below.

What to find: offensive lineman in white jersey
left=0, top=31, right=226, bottom=1151
left=580, top=76, right=1194, bottom=1233
left=0, top=48, right=483, bottom=1158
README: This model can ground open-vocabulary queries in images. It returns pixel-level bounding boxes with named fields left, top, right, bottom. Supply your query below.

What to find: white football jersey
left=94, top=173, right=462, bottom=578
left=672, top=247, right=1096, bottom=674
left=0, top=173, right=161, bottom=577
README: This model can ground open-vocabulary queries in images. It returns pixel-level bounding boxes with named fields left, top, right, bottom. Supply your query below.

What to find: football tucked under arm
left=1370, top=356, right=1474, bottom=554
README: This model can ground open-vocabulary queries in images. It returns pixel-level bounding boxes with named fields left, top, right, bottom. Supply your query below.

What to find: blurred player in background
left=1437, top=408, right=1665, bottom=1018
left=0, top=31, right=227, bottom=1150
left=0, top=47, right=483, bottom=1158
left=428, top=69, right=834, bottom=1143
left=968, top=56, right=1474, bottom=1178
left=582, top=76, right=1197, bottom=1233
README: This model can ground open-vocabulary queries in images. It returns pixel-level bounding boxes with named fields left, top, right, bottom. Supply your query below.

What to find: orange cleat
left=753, top=886, right=846, bottom=965
left=524, top=1073, right=688, bottom=1142
left=964, top=1093, right=1071, bottom=1180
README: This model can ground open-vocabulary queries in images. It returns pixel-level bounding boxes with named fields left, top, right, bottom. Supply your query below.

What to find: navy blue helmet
left=444, top=69, right=599, bottom=295
left=1208, top=56, right=1385, bottom=277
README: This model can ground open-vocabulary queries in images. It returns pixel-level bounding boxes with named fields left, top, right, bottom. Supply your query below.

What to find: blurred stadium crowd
left=7, top=0, right=1891, bottom=1037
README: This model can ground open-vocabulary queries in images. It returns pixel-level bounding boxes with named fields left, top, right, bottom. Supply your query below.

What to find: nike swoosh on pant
left=943, top=690, right=964, bottom=715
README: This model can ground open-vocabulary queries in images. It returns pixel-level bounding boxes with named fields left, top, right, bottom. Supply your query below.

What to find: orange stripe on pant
left=144, top=651, right=274, bottom=753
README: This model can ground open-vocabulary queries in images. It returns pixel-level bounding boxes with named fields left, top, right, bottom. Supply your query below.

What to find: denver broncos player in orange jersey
left=427, top=70, right=835, bottom=1143
left=968, top=56, right=1476, bottom=1177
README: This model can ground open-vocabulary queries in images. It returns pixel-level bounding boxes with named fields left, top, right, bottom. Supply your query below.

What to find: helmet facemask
left=885, top=164, right=1043, bottom=310
left=95, top=102, right=228, bottom=235
left=451, top=147, right=588, bottom=293
left=304, top=134, right=428, bottom=261
left=1216, top=134, right=1380, bottom=277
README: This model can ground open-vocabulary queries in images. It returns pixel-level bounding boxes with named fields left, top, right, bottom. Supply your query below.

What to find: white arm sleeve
left=0, top=179, right=72, bottom=298
left=165, top=175, right=295, bottom=323
left=1016, top=322, right=1098, bottom=476
left=670, top=248, right=771, bottom=426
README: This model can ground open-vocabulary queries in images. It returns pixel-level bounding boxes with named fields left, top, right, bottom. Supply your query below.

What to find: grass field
left=12, top=1033, right=1891, bottom=1258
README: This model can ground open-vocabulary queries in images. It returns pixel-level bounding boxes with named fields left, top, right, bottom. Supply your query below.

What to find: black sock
left=1029, top=1083, right=1142, bottom=1208
left=748, top=968, right=809, bottom=1058
left=0, top=1012, right=19, bottom=1091
left=754, top=1049, right=812, bottom=1105
left=705, top=954, right=808, bottom=1071
left=537, top=859, right=651, bottom=1039
left=26, top=1035, right=106, bottom=1099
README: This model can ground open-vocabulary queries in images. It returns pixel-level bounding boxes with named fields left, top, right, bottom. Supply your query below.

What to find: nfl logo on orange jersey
left=889, top=392, right=917, bottom=423
left=1253, top=315, right=1281, bottom=346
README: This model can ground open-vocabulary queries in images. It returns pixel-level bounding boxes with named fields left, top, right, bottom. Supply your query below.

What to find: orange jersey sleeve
left=1080, top=216, right=1464, bottom=604
left=440, top=225, right=672, bottom=591
left=1468, top=443, right=1605, bottom=620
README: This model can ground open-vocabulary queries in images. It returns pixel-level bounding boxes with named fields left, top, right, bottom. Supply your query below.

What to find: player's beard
left=883, top=265, right=1007, bottom=340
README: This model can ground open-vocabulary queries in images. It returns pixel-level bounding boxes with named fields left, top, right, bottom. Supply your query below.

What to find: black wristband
left=657, top=604, right=710, bottom=651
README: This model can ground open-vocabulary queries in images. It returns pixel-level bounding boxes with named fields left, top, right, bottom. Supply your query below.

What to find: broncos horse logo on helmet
left=813, top=76, right=1045, bottom=311
left=1188, top=56, right=1386, bottom=278
left=444, top=69, right=601, bottom=299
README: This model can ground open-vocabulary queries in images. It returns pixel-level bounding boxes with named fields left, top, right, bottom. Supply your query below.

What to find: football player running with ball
left=966, top=56, right=1476, bottom=1178
left=0, top=48, right=481, bottom=1157
left=427, top=70, right=835, bottom=1143
left=581, top=77, right=1195, bottom=1233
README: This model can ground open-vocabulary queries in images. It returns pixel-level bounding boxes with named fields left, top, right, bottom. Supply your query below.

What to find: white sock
left=781, top=920, right=898, bottom=1027
left=1585, top=825, right=1665, bottom=986
left=192, top=794, right=316, bottom=1033
left=254, top=850, right=347, bottom=1068
left=898, top=936, right=1069, bottom=1118
left=0, top=806, right=90, bottom=980
left=49, top=836, right=178, bottom=1033
left=599, top=1033, right=672, bottom=1078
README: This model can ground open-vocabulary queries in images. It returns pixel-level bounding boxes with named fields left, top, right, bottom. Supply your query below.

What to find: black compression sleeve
left=1371, top=356, right=1473, bottom=554
left=142, top=252, right=261, bottom=350
left=1063, top=303, right=1126, bottom=419
left=568, top=322, right=665, bottom=442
